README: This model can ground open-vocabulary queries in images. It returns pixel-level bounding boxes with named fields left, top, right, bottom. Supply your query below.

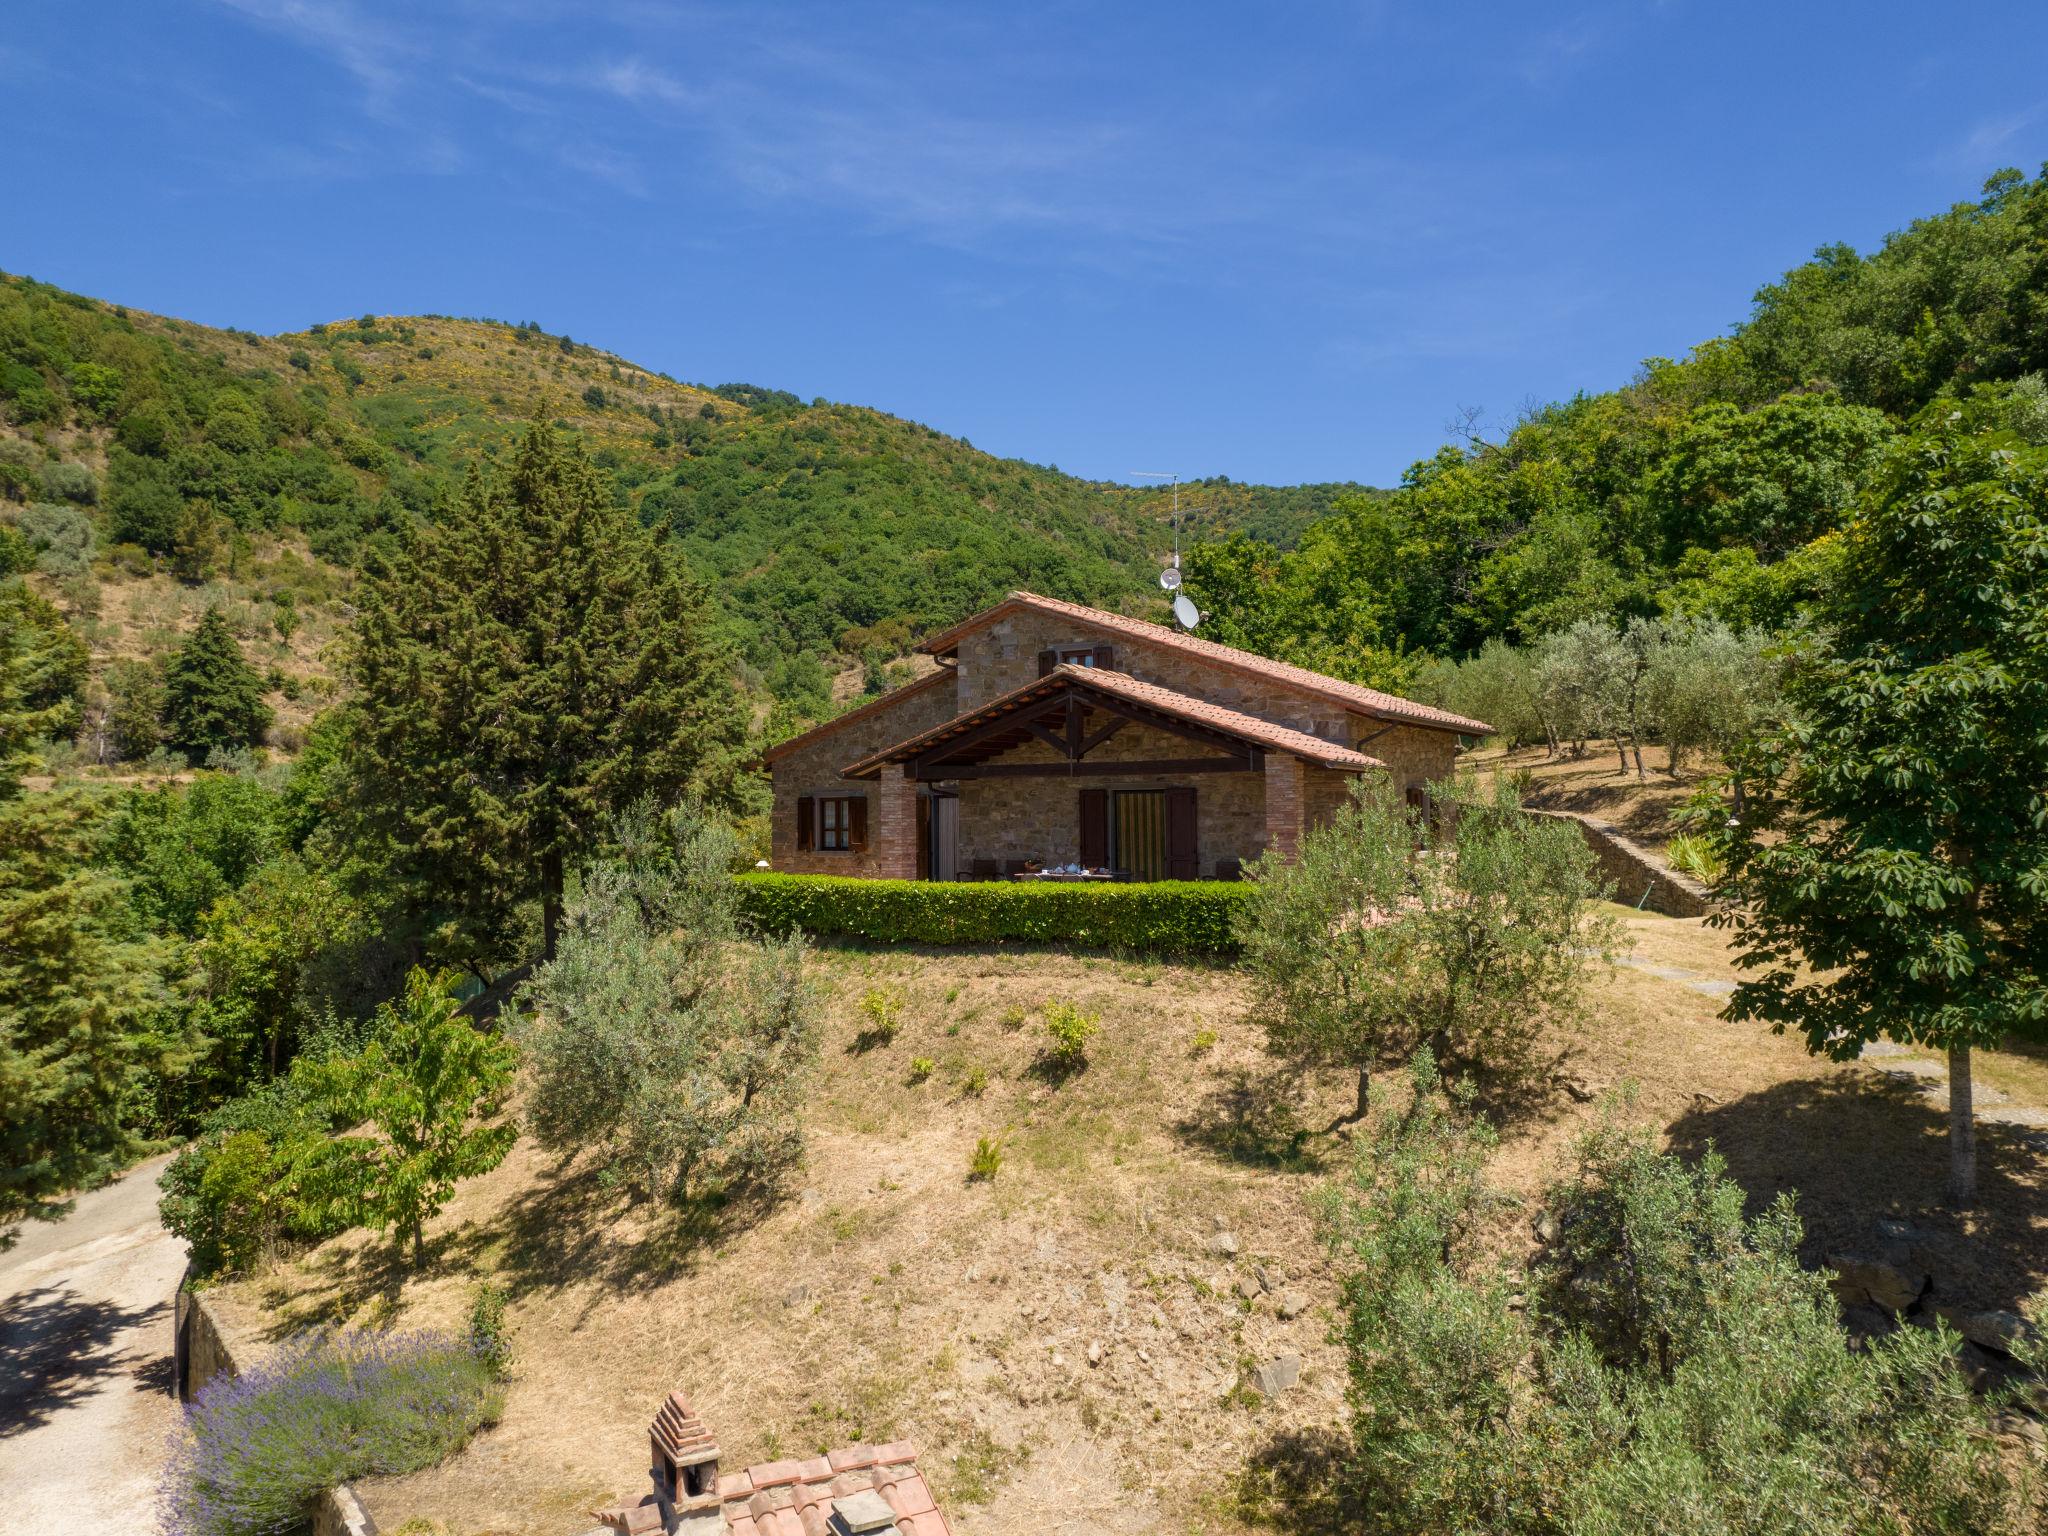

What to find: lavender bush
left=159, top=1328, right=503, bottom=1536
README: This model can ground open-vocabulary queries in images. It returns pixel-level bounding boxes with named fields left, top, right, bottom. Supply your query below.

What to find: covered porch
left=840, top=664, right=1382, bottom=882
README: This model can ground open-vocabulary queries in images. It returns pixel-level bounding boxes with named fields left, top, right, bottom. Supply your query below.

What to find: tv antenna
left=1130, top=471, right=1200, bottom=627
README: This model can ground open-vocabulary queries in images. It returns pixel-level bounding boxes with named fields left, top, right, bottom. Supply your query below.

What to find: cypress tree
left=162, top=604, right=271, bottom=760
left=0, top=601, right=170, bottom=1240
left=343, top=419, right=749, bottom=966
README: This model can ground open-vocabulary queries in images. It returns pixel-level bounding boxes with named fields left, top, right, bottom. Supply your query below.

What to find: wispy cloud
left=209, top=0, right=413, bottom=109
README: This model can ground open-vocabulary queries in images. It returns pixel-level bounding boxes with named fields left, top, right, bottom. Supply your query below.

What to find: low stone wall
left=1527, top=808, right=1716, bottom=918
left=174, top=1274, right=379, bottom=1536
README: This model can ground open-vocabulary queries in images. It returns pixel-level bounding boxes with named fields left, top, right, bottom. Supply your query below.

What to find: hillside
left=1186, top=166, right=2048, bottom=683
left=0, top=272, right=1370, bottom=740
left=218, top=920, right=2048, bottom=1535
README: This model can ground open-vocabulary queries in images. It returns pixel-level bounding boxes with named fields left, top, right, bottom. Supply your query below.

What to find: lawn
left=222, top=914, right=2048, bottom=1536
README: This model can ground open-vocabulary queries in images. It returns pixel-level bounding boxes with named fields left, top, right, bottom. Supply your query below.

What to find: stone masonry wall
left=769, top=672, right=960, bottom=876
left=176, top=1278, right=379, bottom=1536
left=1355, top=723, right=1456, bottom=794
left=956, top=721, right=1268, bottom=877
left=1527, top=808, right=1716, bottom=918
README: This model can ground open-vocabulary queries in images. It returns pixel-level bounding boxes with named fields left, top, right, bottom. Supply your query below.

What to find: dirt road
left=0, top=1156, right=186, bottom=1533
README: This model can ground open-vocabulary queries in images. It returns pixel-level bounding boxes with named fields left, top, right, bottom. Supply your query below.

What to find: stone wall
left=175, top=1276, right=380, bottom=1536
left=1527, top=808, right=1716, bottom=917
left=1356, top=723, right=1456, bottom=795
left=768, top=671, right=959, bottom=876
left=957, top=729, right=1268, bottom=878
left=954, top=609, right=1355, bottom=739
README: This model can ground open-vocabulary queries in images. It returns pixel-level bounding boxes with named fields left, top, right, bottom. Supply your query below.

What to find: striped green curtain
left=1114, top=790, right=1167, bottom=881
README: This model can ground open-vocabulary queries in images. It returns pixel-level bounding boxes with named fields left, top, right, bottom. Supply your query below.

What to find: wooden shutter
left=1036, top=647, right=1059, bottom=677
left=796, top=795, right=814, bottom=852
left=849, top=795, right=870, bottom=852
left=1093, top=643, right=1116, bottom=672
left=1078, top=787, right=1108, bottom=869
left=1165, top=787, right=1199, bottom=880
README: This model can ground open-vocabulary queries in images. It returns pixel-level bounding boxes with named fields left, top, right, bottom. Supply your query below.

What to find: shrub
left=467, top=1283, right=511, bottom=1376
left=1238, top=774, right=1610, bottom=1124
left=961, top=1067, right=989, bottom=1096
left=1042, top=1002, right=1098, bottom=1071
left=736, top=873, right=1249, bottom=955
left=157, top=1072, right=358, bottom=1276
left=1664, top=831, right=1725, bottom=886
left=158, top=1327, right=503, bottom=1536
left=522, top=804, right=821, bottom=1204
left=17, top=501, right=94, bottom=577
left=37, top=461, right=97, bottom=504
left=967, top=1137, right=1002, bottom=1182
left=1297, top=1054, right=2043, bottom=1536
left=908, top=1055, right=935, bottom=1084
left=857, top=986, right=902, bottom=1046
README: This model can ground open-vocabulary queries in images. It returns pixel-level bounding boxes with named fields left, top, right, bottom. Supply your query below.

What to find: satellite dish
left=1159, top=565, right=1182, bottom=592
left=1173, top=593, right=1200, bottom=629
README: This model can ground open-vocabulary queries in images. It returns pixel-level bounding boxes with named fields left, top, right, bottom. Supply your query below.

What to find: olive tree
left=521, top=804, right=819, bottom=1203
left=1237, top=775, right=1609, bottom=1125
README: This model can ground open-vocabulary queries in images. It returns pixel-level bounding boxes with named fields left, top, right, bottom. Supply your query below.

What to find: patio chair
left=1001, top=859, right=1030, bottom=876
left=1215, top=858, right=1243, bottom=882
left=969, top=858, right=1000, bottom=881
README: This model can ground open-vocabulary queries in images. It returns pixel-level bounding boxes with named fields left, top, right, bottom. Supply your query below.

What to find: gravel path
left=0, top=1156, right=186, bottom=1533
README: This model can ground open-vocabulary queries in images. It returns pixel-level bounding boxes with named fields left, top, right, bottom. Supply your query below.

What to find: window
left=818, top=795, right=858, bottom=850
left=1060, top=647, right=1098, bottom=667
left=797, top=793, right=867, bottom=853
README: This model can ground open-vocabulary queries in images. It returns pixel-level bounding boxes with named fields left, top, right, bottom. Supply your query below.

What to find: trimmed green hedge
left=735, top=873, right=1250, bottom=954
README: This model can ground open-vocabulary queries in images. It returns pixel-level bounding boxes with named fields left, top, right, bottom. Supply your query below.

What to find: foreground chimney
left=649, top=1391, right=723, bottom=1503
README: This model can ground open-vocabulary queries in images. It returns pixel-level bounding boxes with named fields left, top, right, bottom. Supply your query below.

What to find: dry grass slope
left=223, top=914, right=2048, bottom=1536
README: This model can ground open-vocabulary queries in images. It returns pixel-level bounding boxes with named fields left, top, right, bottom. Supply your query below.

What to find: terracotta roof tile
left=719, top=1446, right=955, bottom=1536
left=842, top=664, right=1386, bottom=779
left=918, top=591, right=1492, bottom=736
left=828, top=1444, right=879, bottom=1473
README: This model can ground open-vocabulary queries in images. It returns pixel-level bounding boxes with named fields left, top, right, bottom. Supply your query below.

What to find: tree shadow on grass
left=267, top=1154, right=793, bottom=1337
left=1173, top=1066, right=1329, bottom=1175
left=1233, top=1425, right=1358, bottom=1536
left=0, top=1286, right=161, bottom=1438
left=1665, top=1072, right=2048, bottom=1316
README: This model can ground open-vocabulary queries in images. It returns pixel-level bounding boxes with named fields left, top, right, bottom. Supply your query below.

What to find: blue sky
left=6, top=3, right=2048, bottom=486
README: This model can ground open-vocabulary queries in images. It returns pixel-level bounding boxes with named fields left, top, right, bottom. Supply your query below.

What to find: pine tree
left=343, top=420, right=750, bottom=965
left=0, top=603, right=170, bottom=1241
left=162, top=604, right=271, bottom=760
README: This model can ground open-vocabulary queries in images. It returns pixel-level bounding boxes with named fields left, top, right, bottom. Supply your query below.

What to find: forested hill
left=0, top=274, right=1365, bottom=723
left=1183, top=165, right=2048, bottom=691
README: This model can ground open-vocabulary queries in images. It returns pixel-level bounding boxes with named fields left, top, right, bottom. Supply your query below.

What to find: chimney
left=827, top=1489, right=900, bottom=1536
left=648, top=1391, right=722, bottom=1505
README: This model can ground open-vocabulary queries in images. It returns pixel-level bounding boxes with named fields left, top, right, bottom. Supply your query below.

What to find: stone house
left=762, top=592, right=1491, bottom=881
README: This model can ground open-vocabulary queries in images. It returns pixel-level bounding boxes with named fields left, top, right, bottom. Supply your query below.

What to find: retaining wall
left=1527, top=808, right=1717, bottom=918
left=174, top=1275, right=379, bottom=1536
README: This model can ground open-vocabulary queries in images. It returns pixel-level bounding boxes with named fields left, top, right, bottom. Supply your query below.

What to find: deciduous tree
left=322, top=968, right=516, bottom=1262
left=1717, top=431, right=2048, bottom=1203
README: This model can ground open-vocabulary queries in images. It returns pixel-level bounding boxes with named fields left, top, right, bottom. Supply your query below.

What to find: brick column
left=870, top=765, right=920, bottom=880
left=1264, top=754, right=1305, bottom=863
